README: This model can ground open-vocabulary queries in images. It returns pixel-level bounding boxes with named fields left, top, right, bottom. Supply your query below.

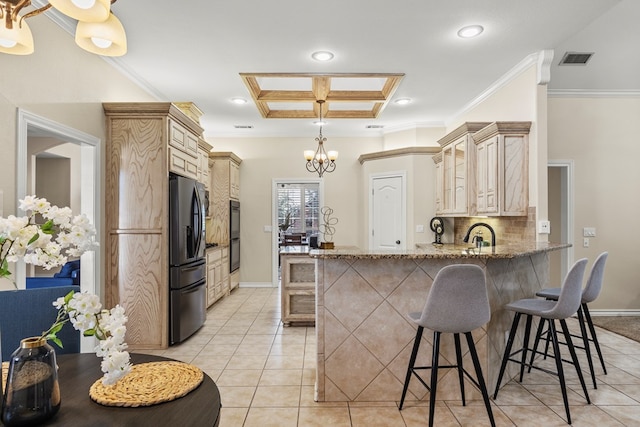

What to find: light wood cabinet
left=473, top=122, right=531, bottom=216
left=281, top=253, right=315, bottom=326
left=104, top=102, right=204, bottom=350
left=206, top=246, right=229, bottom=307
left=197, top=139, right=212, bottom=189
left=434, top=122, right=489, bottom=217
left=207, top=152, right=242, bottom=244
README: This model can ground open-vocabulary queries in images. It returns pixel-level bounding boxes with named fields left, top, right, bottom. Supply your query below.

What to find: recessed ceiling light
left=394, top=98, right=412, bottom=105
left=457, top=25, right=484, bottom=38
left=311, top=51, right=334, bottom=61
left=313, top=120, right=326, bottom=126
left=231, top=97, right=248, bottom=105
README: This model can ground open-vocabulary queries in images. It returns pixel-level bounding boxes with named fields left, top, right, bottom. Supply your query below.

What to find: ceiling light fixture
left=394, top=98, right=412, bottom=105
left=304, top=100, right=338, bottom=178
left=0, top=0, right=127, bottom=56
left=457, top=25, right=484, bottom=38
left=231, top=97, right=248, bottom=105
left=311, top=50, right=334, bottom=61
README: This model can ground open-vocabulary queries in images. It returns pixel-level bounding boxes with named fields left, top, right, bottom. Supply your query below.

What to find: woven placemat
left=89, top=361, right=204, bottom=407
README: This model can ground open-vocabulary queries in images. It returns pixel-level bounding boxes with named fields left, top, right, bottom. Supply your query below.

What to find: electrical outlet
left=538, top=220, right=551, bottom=234
left=416, top=224, right=425, bottom=233
left=583, top=227, right=596, bottom=237
left=583, top=237, right=590, bottom=248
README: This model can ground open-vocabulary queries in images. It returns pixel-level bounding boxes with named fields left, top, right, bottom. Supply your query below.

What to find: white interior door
left=370, top=174, right=405, bottom=250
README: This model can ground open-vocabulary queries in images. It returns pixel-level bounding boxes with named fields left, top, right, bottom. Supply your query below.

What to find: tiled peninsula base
left=315, top=253, right=552, bottom=402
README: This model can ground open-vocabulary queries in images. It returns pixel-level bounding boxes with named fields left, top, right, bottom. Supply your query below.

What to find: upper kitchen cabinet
left=208, top=152, right=242, bottom=244
left=103, top=102, right=204, bottom=350
left=473, top=121, right=531, bottom=216
left=434, top=122, right=489, bottom=217
left=197, top=138, right=212, bottom=189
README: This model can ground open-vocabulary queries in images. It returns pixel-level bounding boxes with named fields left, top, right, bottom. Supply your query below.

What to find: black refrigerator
left=169, top=173, right=207, bottom=345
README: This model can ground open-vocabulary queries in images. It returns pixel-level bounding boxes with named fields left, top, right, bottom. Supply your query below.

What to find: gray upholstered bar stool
left=533, top=252, right=608, bottom=389
left=494, top=258, right=590, bottom=425
left=399, top=264, right=495, bottom=427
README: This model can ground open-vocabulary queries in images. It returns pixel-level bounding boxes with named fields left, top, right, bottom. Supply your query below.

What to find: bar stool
left=493, top=258, right=590, bottom=425
left=533, top=252, right=608, bottom=389
left=399, top=264, right=495, bottom=427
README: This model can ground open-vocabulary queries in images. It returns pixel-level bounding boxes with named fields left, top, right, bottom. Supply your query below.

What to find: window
left=277, top=183, right=320, bottom=236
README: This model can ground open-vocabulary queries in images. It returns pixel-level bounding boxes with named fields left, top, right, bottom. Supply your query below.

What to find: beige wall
left=548, top=97, right=640, bottom=310
left=207, top=137, right=382, bottom=284
left=0, top=18, right=157, bottom=287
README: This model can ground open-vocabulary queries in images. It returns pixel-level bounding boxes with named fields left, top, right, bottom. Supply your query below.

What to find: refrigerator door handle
left=193, top=186, right=204, bottom=256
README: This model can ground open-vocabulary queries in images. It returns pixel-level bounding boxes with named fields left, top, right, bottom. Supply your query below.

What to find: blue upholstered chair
left=0, top=285, right=81, bottom=361
left=26, top=259, right=81, bottom=289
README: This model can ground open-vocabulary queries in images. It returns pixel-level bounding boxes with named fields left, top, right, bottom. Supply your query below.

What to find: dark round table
left=36, top=353, right=221, bottom=427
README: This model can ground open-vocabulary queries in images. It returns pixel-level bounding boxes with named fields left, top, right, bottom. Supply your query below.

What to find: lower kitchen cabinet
left=280, top=253, right=316, bottom=326
left=206, top=246, right=229, bottom=307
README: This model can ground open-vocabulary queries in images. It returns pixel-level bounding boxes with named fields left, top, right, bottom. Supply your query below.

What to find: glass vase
left=1, top=337, right=60, bottom=427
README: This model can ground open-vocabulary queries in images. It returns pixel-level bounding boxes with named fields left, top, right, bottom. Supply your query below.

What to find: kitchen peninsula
left=311, top=242, right=569, bottom=402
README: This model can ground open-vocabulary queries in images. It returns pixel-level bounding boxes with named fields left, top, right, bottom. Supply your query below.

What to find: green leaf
left=27, top=232, right=40, bottom=245
left=41, top=220, right=55, bottom=233
left=83, top=329, right=96, bottom=337
left=50, top=323, right=64, bottom=334
left=49, top=336, right=63, bottom=349
left=64, top=290, right=75, bottom=304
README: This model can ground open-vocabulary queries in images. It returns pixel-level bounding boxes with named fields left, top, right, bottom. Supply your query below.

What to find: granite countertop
left=309, top=242, right=570, bottom=260
left=279, top=245, right=311, bottom=255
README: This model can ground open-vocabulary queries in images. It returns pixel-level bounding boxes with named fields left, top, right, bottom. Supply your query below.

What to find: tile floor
left=142, top=287, right=640, bottom=426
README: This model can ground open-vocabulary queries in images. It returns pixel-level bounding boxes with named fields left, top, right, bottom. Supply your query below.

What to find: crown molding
left=548, top=89, right=640, bottom=98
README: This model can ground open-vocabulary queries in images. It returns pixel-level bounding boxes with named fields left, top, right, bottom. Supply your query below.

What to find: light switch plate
left=264, top=225, right=272, bottom=232
left=538, top=220, right=551, bottom=234
left=416, top=224, right=425, bottom=233
left=583, top=227, right=596, bottom=237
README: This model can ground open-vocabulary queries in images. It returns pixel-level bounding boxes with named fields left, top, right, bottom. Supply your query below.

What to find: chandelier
left=304, top=100, right=338, bottom=178
left=0, top=0, right=126, bottom=56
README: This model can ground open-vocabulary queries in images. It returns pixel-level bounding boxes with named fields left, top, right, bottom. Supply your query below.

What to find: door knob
left=396, top=240, right=401, bottom=244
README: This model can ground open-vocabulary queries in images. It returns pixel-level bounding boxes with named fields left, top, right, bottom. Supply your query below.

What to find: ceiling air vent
left=365, top=125, right=384, bottom=129
left=234, top=125, right=253, bottom=129
left=559, top=52, right=594, bottom=65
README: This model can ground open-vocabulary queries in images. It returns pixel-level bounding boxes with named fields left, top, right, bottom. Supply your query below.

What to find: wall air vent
left=559, top=52, right=594, bottom=65
left=365, top=125, right=384, bottom=129
left=234, top=125, right=254, bottom=129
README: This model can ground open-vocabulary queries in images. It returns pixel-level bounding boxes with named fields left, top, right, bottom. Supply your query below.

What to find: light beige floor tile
left=349, top=406, right=408, bottom=427
left=216, top=369, right=263, bottom=387
left=218, top=407, right=248, bottom=426
left=243, top=407, right=299, bottom=427
left=166, top=287, right=640, bottom=427
left=265, top=354, right=305, bottom=370
left=251, top=385, right=301, bottom=407
left=298, top=406, right=351, bottom=426
left=217, top=386, right=256, bottom=408
left=226, top=354, right=268, bottom=370
left=259, top=369, right=303, bottom=386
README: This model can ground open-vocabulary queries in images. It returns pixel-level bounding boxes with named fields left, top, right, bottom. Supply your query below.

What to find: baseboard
left=239, top=282, right=278, bottom=288
left=589, top=309, right=640, bottom=316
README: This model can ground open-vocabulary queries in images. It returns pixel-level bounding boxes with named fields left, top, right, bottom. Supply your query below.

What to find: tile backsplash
left=453, top=207, right=536, bottom=245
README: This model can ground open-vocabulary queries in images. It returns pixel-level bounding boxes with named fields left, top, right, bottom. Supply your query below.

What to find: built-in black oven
left=230, top=200, right=240, bottom=272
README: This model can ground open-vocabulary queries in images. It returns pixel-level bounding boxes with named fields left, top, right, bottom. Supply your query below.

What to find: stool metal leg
left=453, top=333, right=466, bottom=406
left=519, top=315, right=533, bottom=382
left=465, top=332, right=496, bottom=427
left=494, top=312, right=522, bottom=398
left=528, top=318, right=548, bottom=373
left=399, top=326, right=423, bottom=410
left=559, top=319, right=591, bottom=405
left=548, top=319, right=573, bottom=424
left=429, top=331, right=441, bottom=427
left=576, top=307, right=597, bottom=388
left=583, top=303, right=607, bottom=374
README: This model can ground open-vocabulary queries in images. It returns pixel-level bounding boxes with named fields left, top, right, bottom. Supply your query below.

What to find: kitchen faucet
left=463, top=222, right=496, bottom=247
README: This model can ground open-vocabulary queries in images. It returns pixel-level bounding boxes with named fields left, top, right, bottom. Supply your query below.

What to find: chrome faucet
left=463, top=222, right=496, bottom=247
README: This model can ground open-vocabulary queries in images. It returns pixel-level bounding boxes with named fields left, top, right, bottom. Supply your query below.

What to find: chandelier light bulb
left=91, top=36, right=112, bottom=48
left=71, top=0, right=97, bottom=9
left=0, top=38, right=17, bottom=49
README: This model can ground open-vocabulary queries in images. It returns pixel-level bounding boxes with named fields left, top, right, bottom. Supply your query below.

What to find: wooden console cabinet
left=280, top=248, right=315, bottom=326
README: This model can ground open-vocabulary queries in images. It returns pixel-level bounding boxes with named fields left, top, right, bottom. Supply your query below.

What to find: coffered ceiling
left=240, top=73, right=404, bottom=119
left=32, top=0, right=640, bottom=137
